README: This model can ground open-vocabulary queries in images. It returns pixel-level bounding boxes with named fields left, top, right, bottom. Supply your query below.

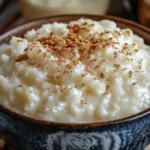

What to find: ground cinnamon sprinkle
left=18, top=85, right=23, bottom=87
left=28, top=23, right=144, bottom=85
left=132, top=82, right=136, bottom=85
left=100, top=73, right=104, bottom=79
left=68, top=23, right=89, bottom=34
left=39, top=33, right=95, bottom=61
left=106, top=85, right=110, bottom=91
left=16, top=54, right=29, bottom=62
left=80, top=100, right=87, bottom=104
left=128, top=71, right=132, bottom=78
left=114, top=64, right=121, bottom=70
left=39, top=34, right=114, bottom=63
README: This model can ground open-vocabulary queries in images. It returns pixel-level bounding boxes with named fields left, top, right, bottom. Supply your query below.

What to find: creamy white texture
left=28, top=0, right=85, bottom=7
left=0, top=19, right=150, bottom=123
left=27, top=0, right=103, bottom=7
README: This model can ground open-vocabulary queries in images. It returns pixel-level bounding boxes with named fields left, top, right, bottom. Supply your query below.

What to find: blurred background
left=0, top=0, right=150, bottom=150
left=0, top=0, right=149, bottom=35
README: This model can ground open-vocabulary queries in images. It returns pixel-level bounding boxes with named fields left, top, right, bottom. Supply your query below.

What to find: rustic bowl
left=0, top=15, right=150, bottom=150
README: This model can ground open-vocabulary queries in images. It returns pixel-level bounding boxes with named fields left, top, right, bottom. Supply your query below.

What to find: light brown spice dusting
left=128, top=71, right=132, bottom=78
left=80, top=100, right=87, bottom=104
left=100, top=73, right=104, bottom=79
left=16, top=54, right=29, bottom=62
left=114, top=64, right=121, bottom=70
left=106, top=85, right=110, bottom=91
left=132, top=82, right=136, bottom=85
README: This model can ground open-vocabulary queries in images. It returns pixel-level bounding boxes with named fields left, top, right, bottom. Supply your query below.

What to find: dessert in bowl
left=0, top=15, right=150, bottom=150
left=20, top=0, right=110, bottom=20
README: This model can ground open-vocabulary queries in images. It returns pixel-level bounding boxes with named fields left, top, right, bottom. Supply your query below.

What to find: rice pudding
left=0, top=19, right=150, bottom=123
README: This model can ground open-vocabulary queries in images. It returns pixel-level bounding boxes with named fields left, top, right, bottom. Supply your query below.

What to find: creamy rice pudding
left=0, top=19, right=150, bottom=123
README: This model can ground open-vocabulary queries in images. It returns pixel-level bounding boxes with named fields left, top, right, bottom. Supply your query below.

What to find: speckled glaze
left=0, top=15, right=150, bottom=150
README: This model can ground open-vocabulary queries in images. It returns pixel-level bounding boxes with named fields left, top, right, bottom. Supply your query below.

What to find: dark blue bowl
left=0, top=15, right=150, bottom=150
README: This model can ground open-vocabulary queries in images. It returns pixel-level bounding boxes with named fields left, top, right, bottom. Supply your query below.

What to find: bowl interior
left=0, top=14, right=150, bottom=127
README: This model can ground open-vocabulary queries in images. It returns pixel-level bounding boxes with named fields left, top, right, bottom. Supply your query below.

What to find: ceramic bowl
left=0, top=15, right=150, bottom=150
left=19, top=0, right=110, bottom=20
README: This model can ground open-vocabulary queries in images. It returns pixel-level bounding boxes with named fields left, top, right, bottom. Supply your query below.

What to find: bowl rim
left=0, top=14, right=150, bottom=128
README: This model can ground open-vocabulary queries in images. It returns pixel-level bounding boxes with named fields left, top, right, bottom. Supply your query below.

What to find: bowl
left=20, top=0, right=110, bottom=20
left=0, top=15, right=150, bottom=150
left=139, top=0, right=150, bottom=28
